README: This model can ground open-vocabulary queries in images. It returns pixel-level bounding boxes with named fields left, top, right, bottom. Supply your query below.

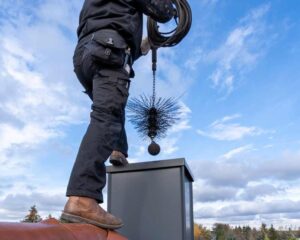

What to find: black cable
left=147, top=0, right=192, bottom=48
left=151, top=48, right=157, bottom=106
left=127, top=0, right=192, bottom=155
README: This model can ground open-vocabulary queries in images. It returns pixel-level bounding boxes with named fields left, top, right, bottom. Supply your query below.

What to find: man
left=61, top=0, right=174, bottom=229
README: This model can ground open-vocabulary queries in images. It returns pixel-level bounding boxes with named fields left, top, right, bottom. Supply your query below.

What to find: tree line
left=21, top=205, right=300, bottom=240
left=194, top=223, right=300, bottom=240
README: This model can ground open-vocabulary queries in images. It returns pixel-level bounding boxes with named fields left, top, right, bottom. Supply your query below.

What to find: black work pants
left=66, top=35, right=130, bottom=203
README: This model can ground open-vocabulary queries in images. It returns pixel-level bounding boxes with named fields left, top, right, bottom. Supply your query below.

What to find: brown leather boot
left=109, top=150, right=128, bottom=166
left=61, top=196, right=123, bottom=229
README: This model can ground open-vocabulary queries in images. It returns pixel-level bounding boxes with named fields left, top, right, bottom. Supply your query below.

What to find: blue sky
left=0, top=0, right=300, bottom=229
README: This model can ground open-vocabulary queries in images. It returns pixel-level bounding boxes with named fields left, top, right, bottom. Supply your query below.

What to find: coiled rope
left=147, top=0, right=192, bottom=106
left=147, top=0, right=192, bottom=48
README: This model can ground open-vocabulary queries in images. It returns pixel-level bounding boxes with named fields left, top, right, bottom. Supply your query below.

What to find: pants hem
left=112, top=148, right=128, bottom=158
left=66, top=190, right=103, bottom=204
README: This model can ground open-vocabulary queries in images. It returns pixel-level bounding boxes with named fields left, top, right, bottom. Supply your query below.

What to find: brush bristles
left=127, top=95, right=180, bottom=140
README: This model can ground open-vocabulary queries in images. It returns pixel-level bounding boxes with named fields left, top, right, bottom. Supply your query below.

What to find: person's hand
left=141, top=37, right=151, bottom=56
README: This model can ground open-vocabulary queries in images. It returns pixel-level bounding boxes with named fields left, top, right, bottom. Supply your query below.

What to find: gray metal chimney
left=106, top=158, right=194, bottom=240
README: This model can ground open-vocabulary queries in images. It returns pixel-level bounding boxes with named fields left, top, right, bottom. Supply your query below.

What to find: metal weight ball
left=148, top=141, right=160, bottom=155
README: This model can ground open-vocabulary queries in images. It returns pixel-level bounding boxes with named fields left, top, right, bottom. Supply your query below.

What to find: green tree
left=199, top=224, right=212, bottom=240
left=213, top=223, right=230, bottom=240
left=194, top=224, right=211, bottom=240
left=268, top=225, right=278, bottom=240
left=22, top=205, right=42, bottom=223
left=257, top=223, right=269, bottom=240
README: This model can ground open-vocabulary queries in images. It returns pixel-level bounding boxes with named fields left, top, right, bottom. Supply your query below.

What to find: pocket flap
left=93, top=29, right=127, bottom=49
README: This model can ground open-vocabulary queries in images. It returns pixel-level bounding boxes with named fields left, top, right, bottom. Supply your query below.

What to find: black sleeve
left=134, top=0, right=174, bottom=23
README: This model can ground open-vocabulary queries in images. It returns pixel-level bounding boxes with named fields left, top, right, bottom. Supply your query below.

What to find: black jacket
left=77, top=0, right=174, bottom=60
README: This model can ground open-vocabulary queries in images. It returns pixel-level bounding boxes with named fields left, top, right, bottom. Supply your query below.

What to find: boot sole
left=60, top=212, right=123, bottom=230
left=109, top=157, right=128, bottom=166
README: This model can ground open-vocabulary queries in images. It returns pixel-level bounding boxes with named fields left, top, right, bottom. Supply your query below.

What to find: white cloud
left=159, top=136, right=179, bottom=155
left=193, top=176, right=300, bottom=228
left=136, top=146, right=147, bottom=157
left=222, top=144, right=254, bottom=159
left=36, top=0, right=81, bottom=32
left=190, top=150, right=300, bottom=228
left=194, top=180, right=238, bottom=202
left=196, top=199, right=300, bottom=219
left=197, top=114, right=263, bottom=141
left=184, top=48, right=205, bottom=70
left=0, top=1, right=88, bottom=220
left=0, top=0, right=88, bottom=178
left=200, top=4, right=272, bottom=94
left=193, top=151, right=300, bottom=188
left=190, top=151, right=300, bottom=228
left=199, top=0, right=219, bottom=6
left=0, top=191, right=66, bottom=221
left=169, top=101, right=192, bottom=133
left=0, top=123, right=57, bottom=152
left=238, top=183, right=284, bottom=201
